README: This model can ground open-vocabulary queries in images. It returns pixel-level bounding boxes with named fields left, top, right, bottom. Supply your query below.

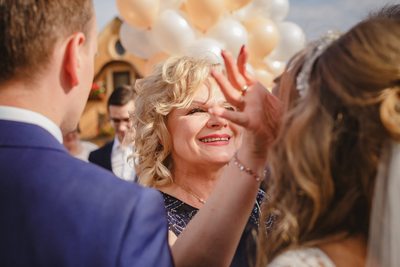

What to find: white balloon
left=268, top=21, right=306, bottom=62
left=184, top=38, right=225, bottom=65
left=119, top=22, right=160, bottom=59
left=252, top=0, right=289, bottom=21
left=264, top=58, right=286, bottom=77
left=246, top=63, right=255, bottom=76
left=207, top=18, right=248, bottom=56
left=152, top=9, right=196, bottom=55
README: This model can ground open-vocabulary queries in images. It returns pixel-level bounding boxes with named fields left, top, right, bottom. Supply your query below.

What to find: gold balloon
left=185, top=0, right=225, bottom=33
left=244, top=17, right=280, bottom=60
left=116, top=0, right=160, bottom=29
left=248, top=57, right=265, bottom=70
left=225, top=0, right=252, bottom=12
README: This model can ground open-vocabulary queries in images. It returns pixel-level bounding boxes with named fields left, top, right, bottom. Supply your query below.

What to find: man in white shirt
left=89, top=85, right=137, bottom=182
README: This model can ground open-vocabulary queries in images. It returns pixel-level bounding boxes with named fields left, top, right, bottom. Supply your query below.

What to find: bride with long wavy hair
left=254, top=17, right=400, bottom=266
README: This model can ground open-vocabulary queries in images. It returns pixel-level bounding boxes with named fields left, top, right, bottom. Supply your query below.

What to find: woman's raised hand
left=210, top=46, right=283, bottom=159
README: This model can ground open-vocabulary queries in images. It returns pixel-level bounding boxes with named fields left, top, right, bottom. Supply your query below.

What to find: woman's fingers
left=221, top=50, right=247, bottom=90
left=208, top=106, right=249, bottom=127
left=237, top=45, right=255, bottom=83
left=211, top=69, right=245, bottom=110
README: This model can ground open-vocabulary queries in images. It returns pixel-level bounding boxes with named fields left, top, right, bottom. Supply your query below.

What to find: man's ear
left=64, top=32, right=86, bottom=88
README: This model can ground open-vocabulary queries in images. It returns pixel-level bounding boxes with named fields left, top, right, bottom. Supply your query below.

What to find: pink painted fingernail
left=240, top=45, right=245, bottom=53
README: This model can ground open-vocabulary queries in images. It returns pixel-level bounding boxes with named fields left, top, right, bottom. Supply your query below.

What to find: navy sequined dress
left=161, top=189, right=273, bottom=267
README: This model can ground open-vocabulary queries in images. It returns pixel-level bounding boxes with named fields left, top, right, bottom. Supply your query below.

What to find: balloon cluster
left=117, top=0, right=306, bottom=86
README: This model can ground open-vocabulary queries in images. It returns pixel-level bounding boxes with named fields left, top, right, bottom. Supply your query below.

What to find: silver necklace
left=175, top=183, right=206, bottom=204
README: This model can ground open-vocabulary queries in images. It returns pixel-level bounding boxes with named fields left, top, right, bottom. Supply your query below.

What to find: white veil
left=367, top=141, right=400, bottom=267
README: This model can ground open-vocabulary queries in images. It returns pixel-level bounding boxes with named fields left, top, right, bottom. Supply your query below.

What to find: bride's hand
left=210, top=46, right=283, bottom=159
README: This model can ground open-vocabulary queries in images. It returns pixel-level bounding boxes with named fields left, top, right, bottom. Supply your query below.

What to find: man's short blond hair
left=0, top=0, right=94, bottom=84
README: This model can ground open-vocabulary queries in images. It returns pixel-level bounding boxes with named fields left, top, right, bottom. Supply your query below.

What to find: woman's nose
left=206, top=114, right=228, bottom=128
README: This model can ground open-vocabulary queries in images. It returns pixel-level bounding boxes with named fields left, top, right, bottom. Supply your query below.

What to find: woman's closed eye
left=225, top=106, right=235, bottom=111
left=187, top=107, right=207, bottom=115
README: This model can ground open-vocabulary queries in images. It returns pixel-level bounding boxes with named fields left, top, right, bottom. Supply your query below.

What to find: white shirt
left=0, top=106, right=62, bottom=143
left=74, top=141, right=98, bottom=162
left=268, top=248, right=336, bottom=267
left=111, top=137, right=136, bottom=182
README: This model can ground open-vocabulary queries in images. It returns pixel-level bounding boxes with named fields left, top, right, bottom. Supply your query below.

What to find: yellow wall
left=80, top=17, right=144, bottom=143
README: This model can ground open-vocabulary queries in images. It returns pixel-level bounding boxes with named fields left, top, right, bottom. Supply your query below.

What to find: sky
left=93, top=0, right=398, bottom=41
left=286, top=0, right=398, bottom=39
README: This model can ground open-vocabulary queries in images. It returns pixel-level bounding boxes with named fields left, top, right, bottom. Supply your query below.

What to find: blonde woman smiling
left=133, top=55, right=274, bottom=267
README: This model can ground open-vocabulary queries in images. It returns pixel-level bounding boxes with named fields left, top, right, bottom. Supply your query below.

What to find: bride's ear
left=380, top=87, right=400, bottom=141
left=63, top=32, right=86, bottom=88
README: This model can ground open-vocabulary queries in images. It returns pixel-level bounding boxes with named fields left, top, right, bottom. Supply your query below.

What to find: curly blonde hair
left=133, top=56, right=220, bottom=187
left=257, top=18, right=400, bottom=265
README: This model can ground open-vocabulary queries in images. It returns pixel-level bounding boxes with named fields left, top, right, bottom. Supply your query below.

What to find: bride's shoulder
left=267, top=247, right=336, bottom=267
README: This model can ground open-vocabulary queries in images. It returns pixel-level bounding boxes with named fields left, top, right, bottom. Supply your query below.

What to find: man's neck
left=0, top=80, right=62, bottom=127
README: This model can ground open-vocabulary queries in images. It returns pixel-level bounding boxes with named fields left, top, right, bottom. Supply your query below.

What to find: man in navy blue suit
left=0, top=1, right=172, bottom=266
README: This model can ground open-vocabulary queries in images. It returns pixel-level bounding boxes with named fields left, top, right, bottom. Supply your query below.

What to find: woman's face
left=166, top=81, right=242, bottom=169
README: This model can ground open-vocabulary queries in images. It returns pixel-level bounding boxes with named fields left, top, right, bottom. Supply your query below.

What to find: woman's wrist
left=232, top=152, right=266, bottom=182
left=234, top=141, right=268, bottom=183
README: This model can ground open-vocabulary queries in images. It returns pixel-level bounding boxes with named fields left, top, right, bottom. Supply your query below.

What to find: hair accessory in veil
left=367, top=141, right=400, bottom=267
left=296, top=31, right=341, bottom=97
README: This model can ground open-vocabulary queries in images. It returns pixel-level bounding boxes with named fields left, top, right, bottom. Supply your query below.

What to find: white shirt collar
left=112, top=137, right=122, bottom=151
left=112, top=136, right=133, bottom=151
left=0, top=106, right=63, bottom=143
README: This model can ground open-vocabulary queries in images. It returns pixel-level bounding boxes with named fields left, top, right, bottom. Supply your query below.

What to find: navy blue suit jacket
left=88, top=141, right=113, bottom=172
left=0, top=120, right=173, bottom=267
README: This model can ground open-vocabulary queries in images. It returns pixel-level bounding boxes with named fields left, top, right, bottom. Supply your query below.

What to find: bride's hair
left=257, top=17, right=400, bottom=266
